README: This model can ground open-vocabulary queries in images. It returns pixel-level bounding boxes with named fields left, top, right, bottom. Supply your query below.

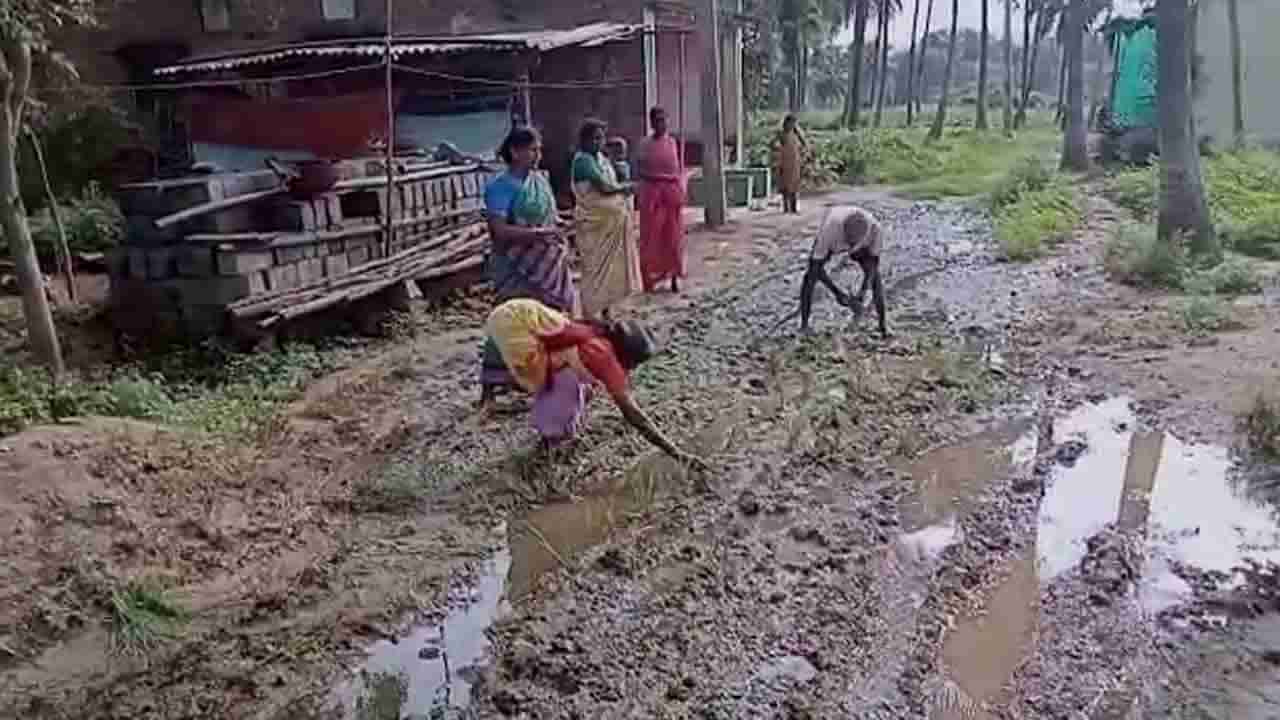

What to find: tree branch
left=7, top=41, right=30, bottom=142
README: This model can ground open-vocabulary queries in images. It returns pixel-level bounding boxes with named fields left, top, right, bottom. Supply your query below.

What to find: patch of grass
left=0, top=343, right=334, bottom=438
left=1104, top=165, right=1159, bottom=218
left=1241, top=392, right=1280, bottom=459
left=353, top=457, right=460, bottom=512
left=1104, top=223, right=1188, bottom=289
left=1222, top=206, right=1280, bottom=260
left=355, top=671, right=409, bottom=720
left=1187, top=257, right=1262, bottom=296
left=108, top=582, right=188, bottom=658
left=990, top=155, right=1055, bottom=211
left=744, top=111, right=1060, bottom=196
left=1175, top=294, right=1229, bottom=335
left=995, top=181, right=1082, bottom=261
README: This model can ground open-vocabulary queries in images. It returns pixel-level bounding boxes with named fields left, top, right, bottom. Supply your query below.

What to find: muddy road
left=2, top=186, right=1279, bottom=719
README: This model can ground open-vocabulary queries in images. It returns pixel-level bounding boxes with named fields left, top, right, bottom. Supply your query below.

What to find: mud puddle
left=334, top=412, right=740, bottom=717
left=917, top=397, right=1280, bottom=718
left=1037, top=397, right=1280, bottom=611
left=335, top=548, right=512, bottom=718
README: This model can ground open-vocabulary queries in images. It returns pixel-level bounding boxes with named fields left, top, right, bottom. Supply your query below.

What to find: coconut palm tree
left=977, top=0, right=992, bottom=129
left=1060, top=0, right=1089, bottom=170
left=906, top=0, right=923, bottom=126
left=927, top=0, right=960, bottom=141
left=874, top=0, right=901, bottom=126
left=915, top=0, right=936, bottom=117
left=844, top=0, right=873, bottom=127
left=1003, top=0, right=1015, bottom=133
left=1157, top=0, right=1216, bottom=256
left=1226, top=0, right=1245, bottom=146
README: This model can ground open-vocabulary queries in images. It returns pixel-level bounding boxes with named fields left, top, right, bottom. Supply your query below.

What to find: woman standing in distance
left=636, top=107, right=688, bottom=294
left=571, top=118, right=642, bottom=321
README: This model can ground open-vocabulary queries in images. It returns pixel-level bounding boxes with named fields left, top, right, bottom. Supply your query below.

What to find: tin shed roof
left=153, top=22, right=641, bottom=76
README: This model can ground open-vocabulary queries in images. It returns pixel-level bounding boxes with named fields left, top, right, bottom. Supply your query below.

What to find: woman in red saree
left=636, top=107, right=688, bottom=294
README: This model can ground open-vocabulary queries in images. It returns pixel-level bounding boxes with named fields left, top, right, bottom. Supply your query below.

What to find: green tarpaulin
left=1107, top=16, right=1159, bottom=131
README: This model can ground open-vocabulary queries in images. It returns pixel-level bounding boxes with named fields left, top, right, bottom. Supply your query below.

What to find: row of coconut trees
left=770, top=0, right=1231, bottom=266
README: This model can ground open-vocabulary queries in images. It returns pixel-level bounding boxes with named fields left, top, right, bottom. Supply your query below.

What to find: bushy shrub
left=995, top=182, right=1081, bottom=261
left=1104, top=223, right=1188, bottom=289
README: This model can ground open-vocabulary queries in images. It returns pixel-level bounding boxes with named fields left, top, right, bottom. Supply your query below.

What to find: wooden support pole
left=384, top=0, right=396, bottom=259
left=699, top=0, right=727, bottom=227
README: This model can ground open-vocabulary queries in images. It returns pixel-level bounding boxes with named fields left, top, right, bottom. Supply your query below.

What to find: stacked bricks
left=110, top=162, right=494, bottom=340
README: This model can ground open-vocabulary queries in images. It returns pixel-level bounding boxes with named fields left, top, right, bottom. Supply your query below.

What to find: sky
left=832, top=0, right=1149, bottom=50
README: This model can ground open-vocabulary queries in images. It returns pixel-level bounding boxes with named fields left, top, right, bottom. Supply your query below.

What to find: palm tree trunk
left=1054, top=42, right=1068, bottom=127
left=928, top=0, right=960, bottom=141
left=875, top=6, right=891, bottom=126
left=906, top=0, right=922, bottom=126
left=1017, top=29, right=1043, bottom=129
left=846, top=0, right=871, bottom=128
left=1061, top=0, right=1089, bottom=171
left=869, top=5, right=882, bottom=118
left=1157, top=0, right=1216, bottom=257
left=976, top=0, right=991, bottom=129
left=1016, top=4, right=1034, bottom=128
left=0, top=40, right=63, bottom=375
left=1003, top=0, right=1014, bottom=133
left=917, top=0, right=935, bottom=116
left=1226, top=0, right=1245, bottom=146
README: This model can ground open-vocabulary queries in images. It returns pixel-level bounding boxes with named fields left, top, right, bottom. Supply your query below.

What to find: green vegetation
left=988, top=157, right=1082, bottom=262
left=1105, top=223, right=1189, bottom=289
left=354, top=458, right=450, bottom=513
left=1175, top=294, right=1230, bottom=335
left=1105, top=150, right=1280, bottom=260
left=354, top=671, right=409, bottom=720
left=745, top=111, right=1060, bottom=199
left=0, top=343, right=333, bottom=437
left=1241, top=392, right=1280, bottom=459
left=28, top=183, right=125, bottom=261
left=109, top=582, right=189, bottom=658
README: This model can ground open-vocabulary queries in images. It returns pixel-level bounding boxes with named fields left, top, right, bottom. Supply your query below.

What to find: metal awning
left=153, top=22, right=642, bottom=76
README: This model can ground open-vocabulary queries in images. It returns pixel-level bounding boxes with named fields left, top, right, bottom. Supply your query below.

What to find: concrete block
left=192, top=205, right=258, bottom=235
left=174, top=274, right=263, bottom=306
left=216, top=249, right=273, bottom=276
left=273, top=201, right=320, bottom=232
left=274, top=244, right=311, bottom=265
left=298, top=258, right=325, bottom=286
left=323, top=253, right=349, bottom=278
left=266, top=263, right=300, bottom=292
left=177, top=246, right=216, bottom=277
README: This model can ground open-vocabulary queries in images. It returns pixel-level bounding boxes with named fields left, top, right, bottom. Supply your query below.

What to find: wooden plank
left=153, top=187, right=286, bottom=229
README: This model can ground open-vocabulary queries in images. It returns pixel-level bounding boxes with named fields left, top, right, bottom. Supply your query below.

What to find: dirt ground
left=1, top=180, right=1279, bottom=719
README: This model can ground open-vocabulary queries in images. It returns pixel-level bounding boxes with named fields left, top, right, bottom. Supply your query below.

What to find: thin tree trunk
left=1055, top=42, right=1068, bottom=127
left=875, top=7, right=891, bottom=126
left=928, top=0, right=960, bottom=141
left=1061, top=0, right=1089, bottom=171
left=869, top=6, right=882, bottom=118
left=907, top=0, right=922, bottom=126
left=0, top=41, right=63, bottom=375
left=1226, top=0, right=1245, bottom=146
left=1017, top=3, right=1034, bottom=128
left=1003, top=0, right=1014, bottom=133
left=1017, top=31, right=1043, bottom=128
left=1088, top=30, right=1108, bottom=131
left=26, top=129, right=75, bottom=304
left=976, top=0, right=991, bottom=129
left=1157, top=0, right=1216, bottom=257
left=846, top=0, right=871, bottom=128
left=917, top=0, right=935, bottom=116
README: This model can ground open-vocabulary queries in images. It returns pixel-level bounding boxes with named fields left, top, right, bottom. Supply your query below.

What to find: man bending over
left=799, top=205, right=888, bottom=338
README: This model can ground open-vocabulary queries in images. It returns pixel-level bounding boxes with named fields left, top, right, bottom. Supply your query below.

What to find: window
left=200, top=0, right=231, bottom=32
left=322, top=0, right=357, bottom=21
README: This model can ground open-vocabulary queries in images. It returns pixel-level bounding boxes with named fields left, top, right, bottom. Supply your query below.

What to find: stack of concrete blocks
left=109, top=163, right=492, bottom=340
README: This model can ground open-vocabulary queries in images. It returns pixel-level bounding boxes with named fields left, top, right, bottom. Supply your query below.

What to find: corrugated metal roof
left=153, top=22, right=640, bottom=76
